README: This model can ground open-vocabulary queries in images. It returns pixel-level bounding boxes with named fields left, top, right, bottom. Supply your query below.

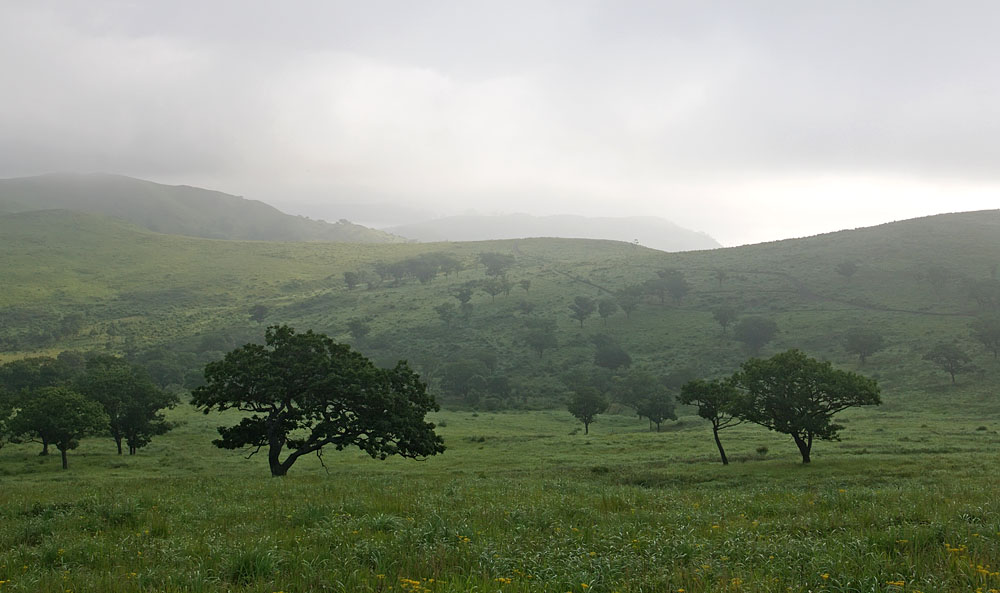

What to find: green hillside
left=0, top=173, right=404, bottom=243
left=2, top=208, right=998, bottom=411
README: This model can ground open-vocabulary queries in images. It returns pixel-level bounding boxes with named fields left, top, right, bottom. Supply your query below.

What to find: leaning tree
left=732, top=350, right=880, bottom=463
left=192, top=325, right=445, bottom=477
left=678, top=378, right=742, bottom=465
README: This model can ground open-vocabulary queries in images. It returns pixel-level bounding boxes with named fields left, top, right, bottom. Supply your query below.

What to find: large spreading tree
left=732, top=349, right=881, bottom=463
left=192, top=325, right=445, bottom=477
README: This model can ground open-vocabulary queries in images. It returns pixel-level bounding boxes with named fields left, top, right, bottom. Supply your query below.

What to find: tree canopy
left=567, top=387, right=608, bottom=435
left=678, top=378, right=741, bottom=465
left=10, top=386, right=108, bottom=469
left=192, top=325, right=445, bottom=477
left=732, top=350, right=881, bottom=463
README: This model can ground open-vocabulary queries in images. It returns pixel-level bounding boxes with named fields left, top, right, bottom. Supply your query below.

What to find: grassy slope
left=2, top=210, right=1000, bottom=592
left=3, top=209, right=1000, bottom=409
left=0, top=173, right=404, bottom=243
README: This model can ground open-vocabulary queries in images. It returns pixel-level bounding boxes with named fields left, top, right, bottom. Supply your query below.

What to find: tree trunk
left=60, top=448, right=68, bottom=470
left=713, top=424, right=729, bottom=465
left=792, top=433, right=811, bottom=463
left=115, top=437, right=123, bottom=455
left=950, top=371, right=956, bottom=384
left=584, top=422, right=589, bottom=435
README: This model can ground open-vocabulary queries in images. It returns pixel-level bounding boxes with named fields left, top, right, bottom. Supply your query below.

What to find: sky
left=2, top=1, right=999, bottom=246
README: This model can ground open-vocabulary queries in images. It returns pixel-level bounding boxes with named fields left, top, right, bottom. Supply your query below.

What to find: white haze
left=1, top=1, right=999, bottom=245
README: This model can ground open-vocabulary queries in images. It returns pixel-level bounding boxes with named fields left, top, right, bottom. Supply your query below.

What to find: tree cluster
left=0, top=353, right=176, bottom=468
left=681, top=350, right=881, bottom=464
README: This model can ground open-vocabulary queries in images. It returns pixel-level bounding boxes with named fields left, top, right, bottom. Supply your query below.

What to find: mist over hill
left=0, top=173, right=404, bottom=243
left=385, top=213, right=721, bottom=252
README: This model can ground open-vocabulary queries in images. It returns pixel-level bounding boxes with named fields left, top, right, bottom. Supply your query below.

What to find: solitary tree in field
left=971, top=316, right=1000, bottom=360
left=617, top=285, right=643, bottom=319
left=346, top=317, right=372, bottom=340
left=712, top=306, right=739, bottom=334
left=733, top=316, right=778, bottom=355
left=598, top=298, right=619, bottom=325
left=434, top=302, right=459, bottom=328
left=678, top=379, right=741, bottom=465
left=836, top=261, right=858, bottom=281
left=842, top=327, right=886, bottom=364
left=732, top=350, right=881, bottom=463
left=567, top=387, right=608, bottom=435
left=75, top=355, right=178, bottom=455
left=11, top=387, right=108, bottom=470
left=192, top=325, right=445, bottom=477
left=923, top=342, right=974, bottom=384
left=249, top=304, right=269, bottom=323
left=343, top=270, right=361, bottom=290
left=519, top=279, right=532, bottom=293
left=569, top=296, right=596, bottom=327
left=659, top=269, right=691, bottom=304
left=522, top=318, right=557, bottom=358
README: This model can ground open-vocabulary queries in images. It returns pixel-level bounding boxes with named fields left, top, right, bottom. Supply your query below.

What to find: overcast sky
left=2, top=1, right=999, bottom=245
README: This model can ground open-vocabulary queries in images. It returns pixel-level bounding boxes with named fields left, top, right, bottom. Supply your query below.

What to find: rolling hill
left=2, top=208, right=999, bottom=411
left=0, top=173, right=404, bottom=243
left=386, top=213, right=721, bottom=252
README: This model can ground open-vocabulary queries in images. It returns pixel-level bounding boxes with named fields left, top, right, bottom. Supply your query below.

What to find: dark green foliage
left=343, top=271, right=360, bottom=290
left=249, top=304, right=269, bottom=323
left=733, top=316, right=778, bottom=355
left=518, top=279, right=531, bottom=293
left=479, top=252, right=515, bottom=278
left=522, top=319, right=558, bottom=359
left=74, top=355, right=177, bottom=455
left=191, top=325, right=444, bottom=476
left=970, top=316, right=1000, bottom=359
left=346, top=317, right=372, bottom=340
left=923, top=342, right=974, bottom=384
left=711, top=306, right=738, bottom=334
left=569, top=296, right=596, bottom=327
left=679, top=379, right=741, bottom=464
left=658, top=268, right=691, bottom=303
left=836, top=261, right=858, bottom=280
left=732, top=349, right=881, bottom=463
left=615, top=370, right=674, bottom=431
left=616, top=285, right=643, bottom=319
left=433, top=302, right=459, bottom=328
left=567, top=387, right=608, bottom=434
left=10, top=386, right=108, bottom=469
left=598, top=298, right=618, bottom=325
left=0, top=387, right=13, bottom=450
left=481, top=278, right=504, bottom=302
left=842, top=327, right=886, bottom=364
left=439, top=360, right=490, bottom=404
left=591, top=334, right=631, bottom=371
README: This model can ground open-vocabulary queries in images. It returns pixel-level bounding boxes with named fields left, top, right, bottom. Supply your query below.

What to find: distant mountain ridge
left=385, top=213, right=720, bottom=252
left=0, top=173, right=404, bottom=243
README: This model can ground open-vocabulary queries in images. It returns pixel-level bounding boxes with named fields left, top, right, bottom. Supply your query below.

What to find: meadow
left=1, top=400, right=998, bottom=593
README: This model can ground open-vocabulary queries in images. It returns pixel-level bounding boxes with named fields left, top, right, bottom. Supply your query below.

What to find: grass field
left=1, top=400, right=998, bottom=593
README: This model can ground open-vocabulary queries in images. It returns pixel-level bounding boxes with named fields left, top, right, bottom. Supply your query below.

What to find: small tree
left=843, top=327, right=886, bottom=364
left=732, top=349, right=881, bottom=463
left=479, top=252, right=515, bottom=278
left=598, top=298, right=619, bottom=325
left=11, top=387, right=108, bottom=469
left=522, top=319, right=558, bottom=358
left=592, top=334, right=631, bottom=371
left=836, top=261, right=858, bottom=281
left=733, top=317, right=778, bottom=355
left=481, top=279, right=504, bottom=303
left=343, top=271, right=361, bottom=290
left=617, top=285, right=643, bottom=319
left=569, top=296, right=596, bottom=327
left=519, top=279, right=532, bottom=293
left=971, top=316, right=1000, bottom=360
left=714, top=269, right=728, bottom=288
left=635, top=389, right=675, bottom=432
left=679, top=379, right=741, bottom=465
left=659, top=269, right=690, bottom=304
left=346, top=317, right=372, bottom=340
left=192, top=325, right=445, bottom=477
left=567, top=387, right=608, bottom=435
left=712, top=306, right=738, bottom=334
left=249, top=304, right=269, bottom=323
left=923, top=342, right=974, bottom=384
left=434, top=302, right=459, bottom=328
